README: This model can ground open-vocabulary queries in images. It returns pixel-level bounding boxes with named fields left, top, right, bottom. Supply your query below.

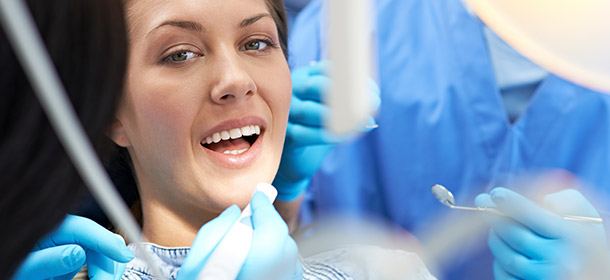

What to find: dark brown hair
left=265, top=0, right=289, bottom=57
left=0, top=0, right=128, bottom=276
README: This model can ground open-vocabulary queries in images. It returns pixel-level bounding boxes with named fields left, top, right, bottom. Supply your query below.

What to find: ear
left=108, top=118, right=131, bottom=147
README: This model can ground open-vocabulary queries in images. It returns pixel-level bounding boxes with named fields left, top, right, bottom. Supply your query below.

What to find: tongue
left=206, top=138, right=251, bottom=153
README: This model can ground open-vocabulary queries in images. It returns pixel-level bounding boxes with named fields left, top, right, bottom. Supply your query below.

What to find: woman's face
left=112, top=0, right=291, bottom=214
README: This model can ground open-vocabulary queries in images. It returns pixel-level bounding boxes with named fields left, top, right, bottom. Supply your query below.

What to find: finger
left=475, top=193, right=501, bottom=224
left=87, top=250, right=118, bottom=280
left=544, top=189, right=600, bottom=217
left=13, top=245, right=85, bottom=280
left=238, top=193, right=290, bottom=280
left=307, top=60, right=329, bottom=75
left=493, top=261, right=520, bottom=280
left=289, top=97, right=328, bottom=127
left=489, top=230, right=550, bottom=279
left=490, top=188, right=565, bottom=238
left=490, top=217, right=555, bottom=260
left=286, top=123, right=339, bottom=146
left=113, top=261, right=127, bottom=280
left=475, top=193, right=497, bottom=209
left=250, top=192, right=287, bottom=236
left=178, top=205, right=241, bottom=279
left=293, top=75, right=329, bottom=102
left=39, top=215, right=134, bottom=263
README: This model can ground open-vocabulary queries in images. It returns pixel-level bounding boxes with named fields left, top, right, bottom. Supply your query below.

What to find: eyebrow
left=147, top=13, right=271, bottom=37
left=148, top=20, right=204, bottom=37
left=240, top=13, right=272, bottom=28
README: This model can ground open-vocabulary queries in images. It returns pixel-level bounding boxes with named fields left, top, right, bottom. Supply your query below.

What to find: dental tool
left=197, top=183, right=278, bottom=280
left=0, top=0, right=164, bottom=277
left=431, top=184, right=603, bottom=224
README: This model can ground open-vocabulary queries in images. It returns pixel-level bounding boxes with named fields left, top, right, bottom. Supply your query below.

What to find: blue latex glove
left=177, top=205, right=242, bottom=279
left=274, top=61, right=380, bottom=201
left=13, top=215, right=134, bottom=280
left=238, top=192, right=302, bottom=279
left=178, top=194, right=301, bottom=279
left=475, top=188, right=610, bottom=280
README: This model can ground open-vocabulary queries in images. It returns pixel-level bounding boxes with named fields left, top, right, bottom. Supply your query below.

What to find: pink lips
left=199, top=116, right=266, bottom=169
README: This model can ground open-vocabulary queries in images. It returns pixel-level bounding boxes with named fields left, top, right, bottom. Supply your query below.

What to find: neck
left=140, top=194, right=218, bottom=247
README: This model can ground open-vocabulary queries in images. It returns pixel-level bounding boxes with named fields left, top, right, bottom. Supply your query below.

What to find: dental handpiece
left=431, top=184, right=603, bottom=224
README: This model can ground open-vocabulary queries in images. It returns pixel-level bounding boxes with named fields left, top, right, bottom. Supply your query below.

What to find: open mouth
left=200, top=125, right=262, bottom=155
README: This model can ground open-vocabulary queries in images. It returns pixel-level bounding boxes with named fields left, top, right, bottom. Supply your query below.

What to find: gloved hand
left=238, top=191, right=301, bottom=279
left=177, top=205, right=241, bottom=279
left=273, top=61, right=380, bottom=201
left=178, top=193, right=301, bottom=280
left=475, top=187, right=610, bottom=280
left=13, top=215, right=134, bottom=280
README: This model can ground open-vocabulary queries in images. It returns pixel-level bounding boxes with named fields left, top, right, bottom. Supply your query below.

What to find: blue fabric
left=289, top=0, right=610, bottom=278
left=483, top=27, right=547, bottom=90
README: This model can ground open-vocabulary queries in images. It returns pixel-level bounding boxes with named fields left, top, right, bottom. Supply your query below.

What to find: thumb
left=543, top=189, right=600, bottom=217
left=177, top=205, right=241, bottom=279
left=13, top=244, right=86, bottom=280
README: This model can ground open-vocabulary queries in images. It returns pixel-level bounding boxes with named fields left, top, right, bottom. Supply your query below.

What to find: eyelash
left=242, top=38, right=279, bottom=53
left=160, top=38, right=279, bottom=65
left=161, top=48, right=202, bottom=64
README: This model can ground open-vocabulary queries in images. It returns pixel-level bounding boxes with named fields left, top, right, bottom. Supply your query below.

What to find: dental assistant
left=281, top=0, right=610, bottom=278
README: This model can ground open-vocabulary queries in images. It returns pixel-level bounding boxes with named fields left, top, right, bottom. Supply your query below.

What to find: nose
left=209, top=52, right=256, bottom=105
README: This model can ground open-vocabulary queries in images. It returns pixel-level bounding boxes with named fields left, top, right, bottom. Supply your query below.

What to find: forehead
left=127, top=0, right=271, bottom=35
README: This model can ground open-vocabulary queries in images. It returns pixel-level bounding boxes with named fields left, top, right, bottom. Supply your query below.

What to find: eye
left=242, top=39, right=274, bottom=52
left=162, top=50, right=200, bottom=64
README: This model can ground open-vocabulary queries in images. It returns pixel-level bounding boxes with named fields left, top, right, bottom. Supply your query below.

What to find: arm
left=273, top=62, right=379, bottom=231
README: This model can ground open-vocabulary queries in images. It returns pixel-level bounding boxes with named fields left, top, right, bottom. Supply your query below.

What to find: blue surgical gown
left=289, top=0, right=610, bottom=278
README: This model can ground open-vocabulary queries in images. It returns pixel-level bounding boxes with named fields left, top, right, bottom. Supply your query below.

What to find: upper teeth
left=204, top=125, right=261, bottom=145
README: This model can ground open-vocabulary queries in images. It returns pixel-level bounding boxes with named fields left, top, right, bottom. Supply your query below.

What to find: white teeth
left=241, top=126, right=253, bottom=136
left=202, top=125, right=262, bottom=145
left=223, top=148, right=248, bottom=155
left=212, top=133, right=221, bottom=143
left=229, top=128, right=242, bottom=139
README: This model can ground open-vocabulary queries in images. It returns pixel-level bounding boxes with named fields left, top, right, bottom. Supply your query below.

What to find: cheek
left=268, top=67, right=292, bottom=125
left=124, top=81, right=198, bottom=158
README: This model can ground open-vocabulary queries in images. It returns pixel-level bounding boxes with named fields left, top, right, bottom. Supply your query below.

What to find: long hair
left=0, top=0, right=128, bottom=276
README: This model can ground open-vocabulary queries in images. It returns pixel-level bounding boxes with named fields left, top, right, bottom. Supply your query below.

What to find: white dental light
left=465, top=0, right=610, bottom=94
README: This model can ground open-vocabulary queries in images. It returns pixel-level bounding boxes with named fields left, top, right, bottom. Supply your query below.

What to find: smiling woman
left=109, top=0, right=297, bottom=278
left=113, top=0, right=292, bottom=244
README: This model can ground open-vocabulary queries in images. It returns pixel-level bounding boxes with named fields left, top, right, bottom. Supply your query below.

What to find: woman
left=111, top=0, right=300, bottom=278
left=0, top=0, right=133, bottom=278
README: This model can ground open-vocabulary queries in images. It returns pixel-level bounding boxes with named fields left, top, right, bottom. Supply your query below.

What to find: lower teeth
left=223, top=148, right=248, bottom=155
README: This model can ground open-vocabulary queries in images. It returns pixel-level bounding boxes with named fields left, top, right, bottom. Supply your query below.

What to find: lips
left=199, top=116, right=266, bottom=169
